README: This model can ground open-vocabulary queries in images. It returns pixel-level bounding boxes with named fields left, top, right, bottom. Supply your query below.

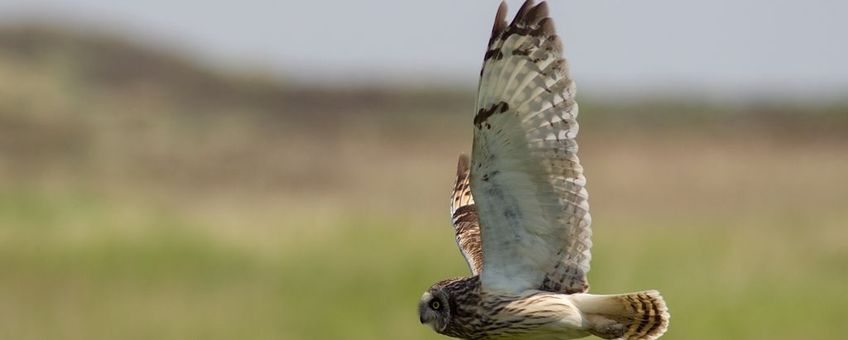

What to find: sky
left=1, top=0, right=847, bottom=100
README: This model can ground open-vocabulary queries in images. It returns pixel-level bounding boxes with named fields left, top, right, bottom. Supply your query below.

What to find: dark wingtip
left=525, top=1, right=550, bottom=26
left=491, top=2, right=508, bottom=38
left=511, top=0, right=535, bottom=26
left=538, top=17, right=556, bottom=36
left=456, top=154, right=470, bottom=176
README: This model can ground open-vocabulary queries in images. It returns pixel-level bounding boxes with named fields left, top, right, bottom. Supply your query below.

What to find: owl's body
left=421, top=277, right=580, bottom=339
left=418, top=1, right=669, bottom=339
left=422, top=277, right=666, bottom=340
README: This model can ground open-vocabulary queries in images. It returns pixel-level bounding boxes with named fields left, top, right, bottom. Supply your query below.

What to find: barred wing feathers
left=470, top=0, right=592, bottom=295
left=450, top=154, right=483, bottom=275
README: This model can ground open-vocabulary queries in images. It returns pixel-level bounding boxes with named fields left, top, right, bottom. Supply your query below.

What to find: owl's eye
left=429, top=300, right=441, bottom=310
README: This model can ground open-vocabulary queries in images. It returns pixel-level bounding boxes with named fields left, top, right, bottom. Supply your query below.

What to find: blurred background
left=0, top=0, right=846, bottom=339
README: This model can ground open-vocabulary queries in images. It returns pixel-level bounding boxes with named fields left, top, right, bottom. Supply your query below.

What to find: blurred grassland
left=1, top=25, right=848, bottom=340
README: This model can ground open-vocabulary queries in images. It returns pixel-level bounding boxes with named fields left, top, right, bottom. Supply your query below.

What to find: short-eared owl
left=418, top=1, right=670, bottom=339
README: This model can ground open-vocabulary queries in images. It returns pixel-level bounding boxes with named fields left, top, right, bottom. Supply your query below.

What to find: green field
left=1, top=26, right=847, bottom=339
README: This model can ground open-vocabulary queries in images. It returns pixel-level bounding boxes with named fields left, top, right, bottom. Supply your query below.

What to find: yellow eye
left=430, top=300, right=441, bottom=310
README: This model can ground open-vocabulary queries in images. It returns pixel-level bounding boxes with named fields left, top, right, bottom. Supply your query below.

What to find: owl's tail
left=571, top=290, right=669, bottom=340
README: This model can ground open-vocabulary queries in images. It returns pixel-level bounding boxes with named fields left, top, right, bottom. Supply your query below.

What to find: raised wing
left=470, top=0, right=592, bottom=294
left=450, top=154, right=483, bottom=275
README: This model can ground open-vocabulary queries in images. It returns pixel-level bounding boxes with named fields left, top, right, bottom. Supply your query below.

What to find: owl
left=417, top=1, right=670, bottom=339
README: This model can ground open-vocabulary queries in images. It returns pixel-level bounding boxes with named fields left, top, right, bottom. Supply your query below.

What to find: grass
left=0, top=190, right=456, bottom=340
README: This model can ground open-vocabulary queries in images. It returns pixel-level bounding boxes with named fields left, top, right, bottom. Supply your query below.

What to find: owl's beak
left=418, top=306, right=434, bottom=325
left=418, top=308, right=432, bottom=324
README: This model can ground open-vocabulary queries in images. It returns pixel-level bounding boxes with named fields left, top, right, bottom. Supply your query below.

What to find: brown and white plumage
left=472, top=0, right=591, bottom=296
left=451, top=154, right=483, bottom=276
left=420, top=1, right=669, bottom=339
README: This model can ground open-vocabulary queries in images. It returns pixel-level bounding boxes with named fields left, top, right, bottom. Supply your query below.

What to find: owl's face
left=418, top=286, right=451, bottom=333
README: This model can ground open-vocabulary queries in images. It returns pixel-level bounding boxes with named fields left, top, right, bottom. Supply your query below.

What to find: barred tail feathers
left=572, top=290, right=669, bottom=340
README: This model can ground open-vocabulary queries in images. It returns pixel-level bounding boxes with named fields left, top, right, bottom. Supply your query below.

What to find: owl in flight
left=417, top=1, right=669, bottom=339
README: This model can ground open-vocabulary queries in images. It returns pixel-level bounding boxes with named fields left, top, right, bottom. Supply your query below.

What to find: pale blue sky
left=2, top=0, right=847, bottom=99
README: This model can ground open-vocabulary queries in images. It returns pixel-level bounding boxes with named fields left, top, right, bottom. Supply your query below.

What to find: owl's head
left=418, top=283, right=452, bottom=333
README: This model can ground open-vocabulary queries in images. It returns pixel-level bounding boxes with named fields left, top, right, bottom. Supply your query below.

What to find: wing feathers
left=450, top=154, right=484, bottom=275
left=510, top=0, right=535, bottom=27
left=470, top=0, right=592, bottom=294
left=489, top=2, right=508, bottom=46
